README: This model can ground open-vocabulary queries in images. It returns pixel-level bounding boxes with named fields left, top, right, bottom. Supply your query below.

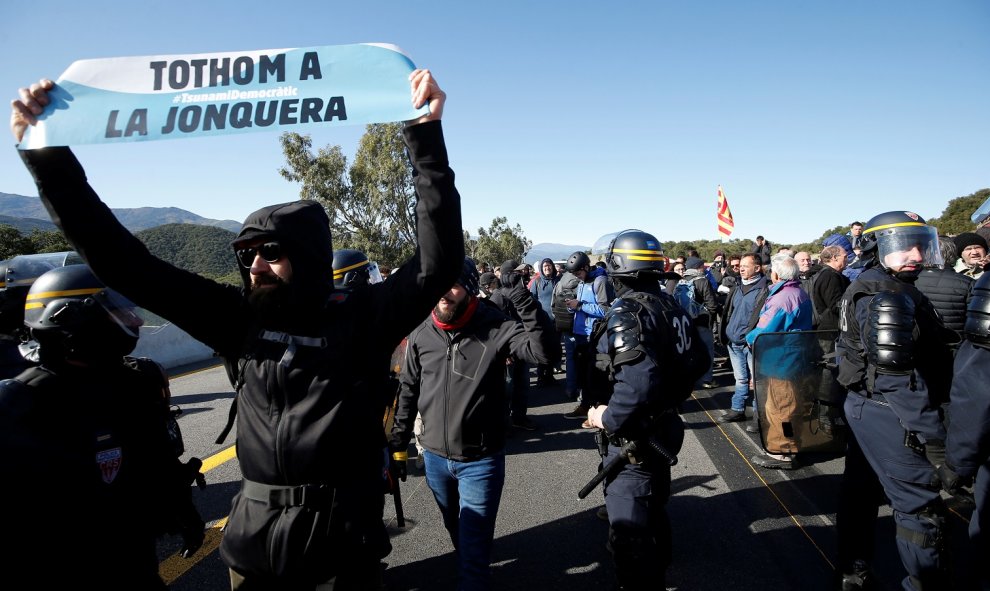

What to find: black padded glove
left=500, top=270, right=522, bottom=289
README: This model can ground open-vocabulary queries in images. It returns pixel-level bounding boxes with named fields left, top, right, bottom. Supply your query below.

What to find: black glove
left=184, top=458, right=207, bottom=490
left=390, top=450, right=408, bottom=482
left=923, top=439, right=960, bottom=493
left=179, top=523, right=205, bottom=558
left=500, top=270, right=522, bottom=289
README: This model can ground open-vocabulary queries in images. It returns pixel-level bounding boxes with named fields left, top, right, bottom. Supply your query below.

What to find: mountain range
left=0, top=191, right=242, bottom=234
left=2, top=190, right=587, bottom=267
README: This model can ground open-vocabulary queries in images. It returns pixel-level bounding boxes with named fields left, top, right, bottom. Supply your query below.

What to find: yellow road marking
left=160, top=517, right=229, bottom=584
left=690, top=393, right=836, bottom=571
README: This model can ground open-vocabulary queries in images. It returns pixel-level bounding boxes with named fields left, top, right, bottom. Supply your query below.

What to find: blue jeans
left=727, top=342, right=752, bottom=411
left=423, top=450, right=505, bottom=591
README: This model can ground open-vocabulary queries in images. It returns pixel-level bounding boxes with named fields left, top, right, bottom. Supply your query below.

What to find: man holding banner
left=12, top=57, right=464, bottom=590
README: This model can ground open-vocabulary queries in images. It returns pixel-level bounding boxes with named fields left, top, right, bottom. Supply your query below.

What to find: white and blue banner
left=20, top=43, right=426, bottom=149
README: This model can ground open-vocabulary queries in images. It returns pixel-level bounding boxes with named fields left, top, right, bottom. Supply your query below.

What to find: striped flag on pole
left=717, top=185, right=734, bottom=238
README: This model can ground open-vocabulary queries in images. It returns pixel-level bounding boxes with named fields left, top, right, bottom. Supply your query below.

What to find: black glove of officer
left=924, top=439, right=972, bottom=496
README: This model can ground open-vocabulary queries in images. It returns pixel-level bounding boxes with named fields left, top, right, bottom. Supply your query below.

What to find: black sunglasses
left=236, top=242, right=283, bottom=268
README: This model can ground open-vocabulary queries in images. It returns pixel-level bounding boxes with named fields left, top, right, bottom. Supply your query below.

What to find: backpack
left=552, top=273, right=579, bottom=332
left=673, top=278, right=706, bottom=320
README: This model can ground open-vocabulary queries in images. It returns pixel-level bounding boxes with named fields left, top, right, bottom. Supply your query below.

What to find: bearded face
left=248, top=274, right=290, bottom=318
left=434, top=284, right=470, bottom=324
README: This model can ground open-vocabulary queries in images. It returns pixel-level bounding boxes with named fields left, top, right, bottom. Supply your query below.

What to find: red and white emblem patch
left=905, top=211, right=920, bottom=221
left=97, top=447, right=123, bottom=484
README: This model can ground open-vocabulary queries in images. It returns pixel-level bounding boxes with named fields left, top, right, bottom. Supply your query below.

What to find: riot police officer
left=0, top=265, right=204, bottom=588
left=0, top=251, right=84, bottom=376
left=584, top=229, right=709, bottom=590
left=332, top=248, right=384, bottom=291
left=835, top=211, right=957, bottom=590
left=943, top=272, right=990, bottom=589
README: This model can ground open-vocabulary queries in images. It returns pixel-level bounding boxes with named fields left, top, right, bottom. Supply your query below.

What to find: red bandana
left=432, top=296, right=479, bottom=331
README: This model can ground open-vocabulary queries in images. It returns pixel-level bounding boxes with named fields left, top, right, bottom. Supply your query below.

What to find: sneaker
left=596, top=506, right=609, bottom=521
left=581, top=419, right=595, bottom=429
left=751, top=453, right=797, bottom=470
left=698, top=381, right=717, bottom=390
left=563, top=404, right=589, bottom=419
left=717, top=409, right=746, bottom=423
left=745, top=422, right=760, bottom=434
left=511, top=416, right=538, bottom=431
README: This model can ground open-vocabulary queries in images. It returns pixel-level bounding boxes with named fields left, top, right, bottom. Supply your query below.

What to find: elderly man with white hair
left=744, top=253, right=814, bottom=469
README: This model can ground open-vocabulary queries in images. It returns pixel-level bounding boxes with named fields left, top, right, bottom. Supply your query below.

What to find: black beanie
left=954, top=232, right=988, bottom=253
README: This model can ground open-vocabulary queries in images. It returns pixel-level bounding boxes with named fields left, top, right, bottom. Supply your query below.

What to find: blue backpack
left=673, top=278, right=706, bottom=319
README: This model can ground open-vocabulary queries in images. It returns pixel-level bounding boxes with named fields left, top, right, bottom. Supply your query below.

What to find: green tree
left=28, top=228, right=71, bottom=253
left=469, top=217, right=531, bottom=268
left=927, top=188, right=990, bottom=236
left=0, top=225, right=35, bottom=259
left=278, top=123, right=418, bottom=269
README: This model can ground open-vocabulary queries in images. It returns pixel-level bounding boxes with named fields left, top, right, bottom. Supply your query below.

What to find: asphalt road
left=156, top=360, right=976, bottom=590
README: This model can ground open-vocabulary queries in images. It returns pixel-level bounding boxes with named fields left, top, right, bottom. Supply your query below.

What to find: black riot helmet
left=24, top=265, right=143, bottom=363
left=861, top=211, right=942, bottom=274
left=594, top=229, right=666, bottom=278
left=332, top=249, right=383, bottom=290
left=565, top=251, right=591, bottom=273
left=0, top=251, right=84, bottom=335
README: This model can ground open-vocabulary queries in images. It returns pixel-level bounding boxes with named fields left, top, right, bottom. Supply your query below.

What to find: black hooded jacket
left=19, top=120, right=464, bottom=582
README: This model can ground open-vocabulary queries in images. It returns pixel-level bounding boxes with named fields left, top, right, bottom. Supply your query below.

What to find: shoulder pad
left=608, top=297, right=643, bottom=317
left=606, top=298, right=645, bottom=365
left=965, top=272, right=990, bottom=346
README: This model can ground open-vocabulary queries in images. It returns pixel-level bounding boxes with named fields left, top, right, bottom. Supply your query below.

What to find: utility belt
left=599, top=408, right=678, bottom=451
left=241, top=479, right=335, bottom=509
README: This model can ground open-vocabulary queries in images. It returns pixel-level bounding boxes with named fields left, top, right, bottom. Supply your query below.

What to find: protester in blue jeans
left=390, top=258, right=555, bottom=590
left=717, top=253, right=768, bottom=424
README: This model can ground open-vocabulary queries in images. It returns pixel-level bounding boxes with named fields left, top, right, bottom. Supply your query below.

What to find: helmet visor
left=92, top=288, right=144, bottom=338
left=876, top=225, right=942, bottom=269
left=591, top=232, right=621, bottom=256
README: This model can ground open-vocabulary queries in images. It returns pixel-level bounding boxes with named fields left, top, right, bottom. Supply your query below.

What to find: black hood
left=234, top=201, right=334, bottom=321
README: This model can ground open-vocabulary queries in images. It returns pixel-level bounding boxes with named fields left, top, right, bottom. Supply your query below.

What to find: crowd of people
left=6, top=69, right=990, bottom=591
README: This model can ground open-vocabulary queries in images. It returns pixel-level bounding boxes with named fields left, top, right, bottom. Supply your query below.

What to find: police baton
left=577, top=436, right=678, bottom=500
left=578, top=448, right=629, bottom=499
left=393, top=479, right=405, bottom=528
left=387, top=455, right=406, bottom=528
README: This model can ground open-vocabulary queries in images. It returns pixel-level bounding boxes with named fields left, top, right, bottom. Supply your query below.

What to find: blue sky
left=3, top=1, right=988, bottom=248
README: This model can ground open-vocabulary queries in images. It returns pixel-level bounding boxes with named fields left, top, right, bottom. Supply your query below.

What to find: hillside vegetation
left=134, top=223, right=241, bottom=284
